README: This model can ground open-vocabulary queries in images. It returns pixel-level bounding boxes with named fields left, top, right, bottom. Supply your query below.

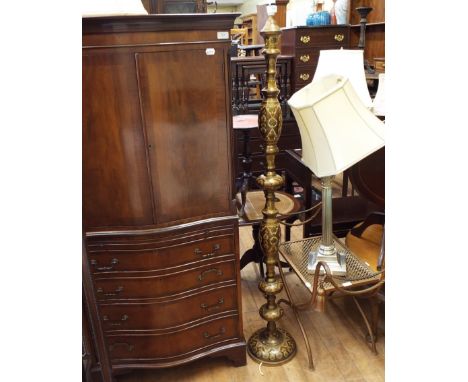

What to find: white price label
left=217, top=31, right=229, bottom=39
left=205, top=48, right=215, bottom=56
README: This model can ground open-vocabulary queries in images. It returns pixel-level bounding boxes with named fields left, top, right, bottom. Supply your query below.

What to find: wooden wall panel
left=349, top=0, right=385, bottom=25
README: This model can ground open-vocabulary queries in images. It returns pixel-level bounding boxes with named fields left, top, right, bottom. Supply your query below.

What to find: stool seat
left=233, top=114, right=258, bottom=130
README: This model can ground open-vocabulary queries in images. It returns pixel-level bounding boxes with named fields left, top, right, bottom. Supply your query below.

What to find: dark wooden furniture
left=284, top=149, right=380, bottom=238
left=346, top=147, right=385, bottom=270
left=142, top=0, right=207, bottom=13
left=348, top=0, right=385, bottom=65
left=230, top=55, right=301, bottom=188
left=83, top=14, right=245, bottom=382
left=232, top=114, right=258, bottom=217
left=280, top=25, right=351, bottom=92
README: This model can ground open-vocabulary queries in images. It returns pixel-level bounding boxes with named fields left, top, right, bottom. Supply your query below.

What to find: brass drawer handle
left=334, top=34, right=344, bottom=42
left=203, top=326, right=226, bottom=340
left=300, top=35, right=310, bottom=44
left=109, top=342, right=134, bottom=352
left=299, top=54, right=310, bottom=63
left=103, top=314, right=129, bottom=326
left=299, top=73, right=310, bottom=81
left=194, top=244, right=220, bottom=259
left=198, top=268, right=223, bottom=281
left=200, top=297, right=224, bottom=312
left=96, top=286, right=124, bottom=297
left=90, top=258, right=118, bottom=271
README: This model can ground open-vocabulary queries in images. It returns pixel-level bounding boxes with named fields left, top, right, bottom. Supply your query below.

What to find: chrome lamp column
left=246, top=4, right=297, bottom=365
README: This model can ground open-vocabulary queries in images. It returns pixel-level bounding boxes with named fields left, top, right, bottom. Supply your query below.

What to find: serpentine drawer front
left=98, top=283, right=238, bottom=331
left=94, top=259, right=236, bottom=301
left=106, top=314, right=240, bottom=361
left=88, top=235, right=235, bottom=275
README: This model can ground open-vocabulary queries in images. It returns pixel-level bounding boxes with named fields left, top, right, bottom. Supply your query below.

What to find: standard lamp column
left=246, top=5, right=297, bottom=365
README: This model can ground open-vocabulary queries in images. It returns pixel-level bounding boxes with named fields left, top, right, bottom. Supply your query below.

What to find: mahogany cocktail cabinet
left=82, top=14, right=246, bottom=382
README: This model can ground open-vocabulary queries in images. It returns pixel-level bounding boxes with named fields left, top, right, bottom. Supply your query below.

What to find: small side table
left=238, top=190, right=300, bottom=278
left=277, top=235, right=384, bottom=365
left=233, top=114, right=258, bottom=217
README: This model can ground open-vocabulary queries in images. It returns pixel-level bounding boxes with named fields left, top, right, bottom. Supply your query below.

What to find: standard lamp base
left=307, top=249, right=347, bottom=276
left=247, top=327, right=297, bottom=365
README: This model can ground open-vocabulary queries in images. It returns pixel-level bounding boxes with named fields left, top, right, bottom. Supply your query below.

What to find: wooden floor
left=118, top=223, right=385, bottom=382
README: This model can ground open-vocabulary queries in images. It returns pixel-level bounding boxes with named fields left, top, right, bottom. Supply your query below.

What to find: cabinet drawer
left=94, top=259, right=236, bottom=301
left=294, top=50, right=319, bottom=68
left=294, top=68, right=316, bottom=87
left=88, top=235, right=234, bottom=275
left=295, top=27, right=349, bottom=47
left=106, top=314, right=240, bottom=361
left=99, top=284, right=238, bottom=331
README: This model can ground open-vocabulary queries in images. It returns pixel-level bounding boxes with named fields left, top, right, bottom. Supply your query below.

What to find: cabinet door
left=83, top=53, right=154, bottom=229
left=136, top=47, right=232, bottom=224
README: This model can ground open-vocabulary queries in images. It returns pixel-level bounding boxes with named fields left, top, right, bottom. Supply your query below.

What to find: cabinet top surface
left=83, top=13, right=241, bottom=34
left=281, top=25, right=350, bottom=31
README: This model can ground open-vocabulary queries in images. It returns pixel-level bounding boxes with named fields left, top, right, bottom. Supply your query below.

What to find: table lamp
left=288, top=74, right=385, bottom=275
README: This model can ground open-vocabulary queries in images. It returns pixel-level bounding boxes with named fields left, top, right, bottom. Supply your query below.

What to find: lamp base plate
left=247, top=327, right=297, bottom=365
left=307, top=250, right=347, bottom=276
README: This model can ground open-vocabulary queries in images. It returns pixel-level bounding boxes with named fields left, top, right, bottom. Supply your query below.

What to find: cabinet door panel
left=83, top=53, right=154, bottom=229
left=137, top=48, right=232, bottom=224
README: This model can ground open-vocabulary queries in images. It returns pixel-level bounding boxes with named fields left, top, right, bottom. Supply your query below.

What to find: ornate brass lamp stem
left=246, top=6, right=297, bottom=365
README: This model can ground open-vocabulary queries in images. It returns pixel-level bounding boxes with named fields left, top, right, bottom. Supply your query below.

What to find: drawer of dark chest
left=99, top=283, right=238, bottom=331
left=293, top=50, right=319, bottom=68
left=106, top=314, right=241, bottom=361
left=94, top=259, right=236, bottom=301
left=295, top=27, right=349, bottom=47
left=88, top=234, right=234, bottom=274
left=294, top=68, right=316, bottom=87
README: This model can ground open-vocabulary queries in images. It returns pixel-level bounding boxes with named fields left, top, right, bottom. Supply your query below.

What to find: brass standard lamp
left=288, top=74, right=385, bottom=275
left=247, top=4, right=297, bottom=365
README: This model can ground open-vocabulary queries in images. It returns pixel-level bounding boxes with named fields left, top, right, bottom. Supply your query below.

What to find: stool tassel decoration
left=246, top=5, right=297, bottom=365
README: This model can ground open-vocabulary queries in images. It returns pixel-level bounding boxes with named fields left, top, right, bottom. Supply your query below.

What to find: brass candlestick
left=246, top=6, right=297, bottom=365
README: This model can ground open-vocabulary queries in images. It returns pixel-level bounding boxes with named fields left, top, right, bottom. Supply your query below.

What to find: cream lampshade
left=313, top=49, right=373, bottom=108
left=288, top=74, right=385, bottom=275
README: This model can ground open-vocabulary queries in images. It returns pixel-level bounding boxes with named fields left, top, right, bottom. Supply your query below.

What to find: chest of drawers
left=281, top=25, right=350, bottom=92
left=84, top=219, right=244, bottom=373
